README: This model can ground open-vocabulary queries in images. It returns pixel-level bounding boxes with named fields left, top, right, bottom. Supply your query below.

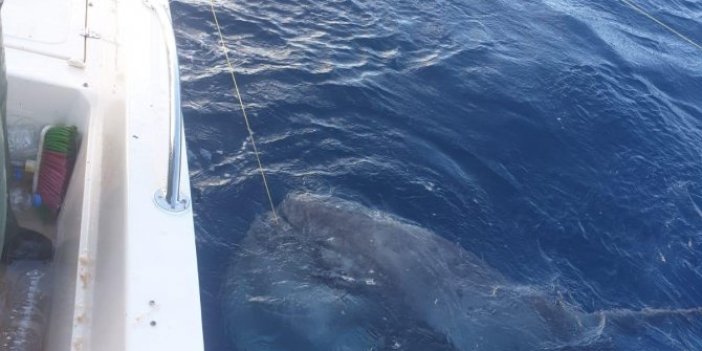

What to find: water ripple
left=172, top=0, right=702, bottom=349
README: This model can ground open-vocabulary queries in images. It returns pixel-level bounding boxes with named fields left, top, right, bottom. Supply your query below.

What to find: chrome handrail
left=152, top=3, right=189, bottom=212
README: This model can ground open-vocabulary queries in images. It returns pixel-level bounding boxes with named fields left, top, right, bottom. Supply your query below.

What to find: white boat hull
left=2, top=0, right=204, bottom=349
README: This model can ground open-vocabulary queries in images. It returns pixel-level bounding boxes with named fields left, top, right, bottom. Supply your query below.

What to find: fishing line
left=618, top=0, right=702, bottom=52
left=208, top=0, right=278, bottom=220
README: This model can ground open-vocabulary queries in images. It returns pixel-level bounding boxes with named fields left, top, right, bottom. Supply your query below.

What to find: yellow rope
left=208, top=0, right=278, bottom=220
left=619, top=0, right=702, bottom=52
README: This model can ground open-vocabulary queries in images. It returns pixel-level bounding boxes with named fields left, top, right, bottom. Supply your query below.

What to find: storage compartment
left=0, top=75, right=90, bottom=350
left=5, top=76, right=88, bottom=231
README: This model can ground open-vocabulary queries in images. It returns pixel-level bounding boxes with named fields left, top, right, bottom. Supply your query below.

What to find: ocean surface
left=171, top=0, right=702, bottom=349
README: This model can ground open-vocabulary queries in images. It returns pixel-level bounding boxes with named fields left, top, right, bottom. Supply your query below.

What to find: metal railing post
left=152, top=3, right=189, bottom=212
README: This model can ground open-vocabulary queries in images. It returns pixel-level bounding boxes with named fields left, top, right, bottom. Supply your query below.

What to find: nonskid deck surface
left=0, top=261, right=52, bottom=351
left=0, top=191, right=57, bottom=351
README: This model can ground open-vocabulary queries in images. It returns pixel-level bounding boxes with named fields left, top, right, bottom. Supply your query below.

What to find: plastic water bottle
left=7, top=120, right=40, bottom=163
left=9, top=187, right=40, bottom=212
left=9, top=187, right=31, bottom=212
left=0, top=262, right=50, bottom=351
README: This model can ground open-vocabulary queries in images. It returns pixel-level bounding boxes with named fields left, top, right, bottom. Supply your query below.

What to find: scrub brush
left=32, top=125, right=78, bottom=211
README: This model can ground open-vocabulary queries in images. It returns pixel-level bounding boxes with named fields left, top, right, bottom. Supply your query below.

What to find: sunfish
left=223, top=193, right=701, bottom=351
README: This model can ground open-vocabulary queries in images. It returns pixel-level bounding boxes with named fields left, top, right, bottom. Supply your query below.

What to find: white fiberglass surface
left=6, top=75, right=89, bottom=134
left=1, top=0, right=86, bottom=60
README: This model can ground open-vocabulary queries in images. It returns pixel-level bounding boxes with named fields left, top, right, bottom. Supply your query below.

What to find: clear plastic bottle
left=0, top=262, right=50, bottom=351
left=9, top=161, right=41, bottom=213
left=9, top=187, right=32, bottom=212
left=7, top=120, right=40, bottom=163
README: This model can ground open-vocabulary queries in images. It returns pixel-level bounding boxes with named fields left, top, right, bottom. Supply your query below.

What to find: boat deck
left=3, top=0, right=86, bottom=61
left=0, top=0, right=204, bottom=349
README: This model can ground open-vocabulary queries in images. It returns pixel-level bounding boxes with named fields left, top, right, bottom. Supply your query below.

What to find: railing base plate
left=154, top=190, right=189, bottom=213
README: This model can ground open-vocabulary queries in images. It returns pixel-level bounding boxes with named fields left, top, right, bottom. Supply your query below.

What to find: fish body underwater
left=223, top=193, right=698, bottom=351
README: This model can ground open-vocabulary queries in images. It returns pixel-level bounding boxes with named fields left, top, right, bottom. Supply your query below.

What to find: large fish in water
left=223, top=193, right=701, bottom=351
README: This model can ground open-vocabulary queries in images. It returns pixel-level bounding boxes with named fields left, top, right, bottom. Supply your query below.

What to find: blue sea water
left=171, top=0, right=702, bottom=349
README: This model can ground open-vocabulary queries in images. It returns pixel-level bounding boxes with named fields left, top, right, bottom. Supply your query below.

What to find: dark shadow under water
left=224, top=193, right=701, bottom=351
